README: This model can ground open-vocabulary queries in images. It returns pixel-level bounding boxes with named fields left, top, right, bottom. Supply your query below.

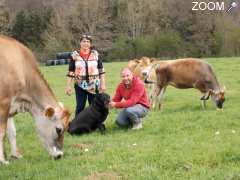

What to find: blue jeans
left=116, top=104, right=149, bottom=127
left=74, top=84, right=96, bottom=117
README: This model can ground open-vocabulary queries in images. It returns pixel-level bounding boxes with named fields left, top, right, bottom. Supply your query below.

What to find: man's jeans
left=116, top=104, right=149, bottom=127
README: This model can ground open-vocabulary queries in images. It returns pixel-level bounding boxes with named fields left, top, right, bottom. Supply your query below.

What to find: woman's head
left=80, top=34, right=92, bottom=51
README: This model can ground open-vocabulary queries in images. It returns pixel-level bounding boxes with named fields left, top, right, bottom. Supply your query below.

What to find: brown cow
left=0, top=35, right=70, bottom=164
left=143, top=58, right=225, bottom=110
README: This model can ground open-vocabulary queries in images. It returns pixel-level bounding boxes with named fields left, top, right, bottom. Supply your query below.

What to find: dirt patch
left=72, top=143, right=90, bottom=150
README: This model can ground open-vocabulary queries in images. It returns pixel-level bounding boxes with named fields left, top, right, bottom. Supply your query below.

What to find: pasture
left=1, top=58, right=240, bottom=180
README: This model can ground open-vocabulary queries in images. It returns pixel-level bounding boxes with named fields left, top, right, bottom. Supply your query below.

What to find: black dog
left=68, top=93, right=110, bottom=135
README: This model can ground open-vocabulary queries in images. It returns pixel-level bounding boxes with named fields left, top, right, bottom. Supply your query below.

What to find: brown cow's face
left=138, top=57, right=155, bottom=78
left=212, top=90, right=225, bottom=109
left=127, top=57, right=155, bottom=81
left=36, top=106, right=70, bottom=159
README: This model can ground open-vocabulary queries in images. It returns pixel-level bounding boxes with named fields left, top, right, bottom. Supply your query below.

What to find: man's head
left=121, top=68, right=133, bottom=86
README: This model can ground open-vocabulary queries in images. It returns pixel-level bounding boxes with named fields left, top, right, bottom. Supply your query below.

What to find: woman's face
left=80, top=38, right=91, bottom=51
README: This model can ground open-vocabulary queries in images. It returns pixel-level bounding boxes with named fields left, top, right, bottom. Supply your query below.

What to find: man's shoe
left=132, top=122, right=142, bottom=130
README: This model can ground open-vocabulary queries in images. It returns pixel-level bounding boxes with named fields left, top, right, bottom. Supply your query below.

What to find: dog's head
left=92, top=93, right=111, bottom=110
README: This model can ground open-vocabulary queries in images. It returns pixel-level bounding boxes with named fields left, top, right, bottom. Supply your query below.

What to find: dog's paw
left=98, top=124, right=106, bottom=134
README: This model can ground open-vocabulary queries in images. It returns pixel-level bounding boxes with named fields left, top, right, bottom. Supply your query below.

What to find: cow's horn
left=58, top=102, right=64, bottom=108
left=222, top=85, right=226, bottom=91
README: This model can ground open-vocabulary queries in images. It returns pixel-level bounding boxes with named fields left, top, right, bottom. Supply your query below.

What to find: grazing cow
left=143, top=58, right=225, bottom=110
left=0, top=35, right=71, bottom=164
left=128, top=57, right=157, bottom=106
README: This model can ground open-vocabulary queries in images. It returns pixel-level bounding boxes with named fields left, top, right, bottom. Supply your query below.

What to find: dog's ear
left=93, top=94, right=103, bottom=106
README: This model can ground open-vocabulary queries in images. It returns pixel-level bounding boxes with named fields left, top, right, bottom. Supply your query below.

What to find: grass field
left=1, top=58, right=240, bottom=180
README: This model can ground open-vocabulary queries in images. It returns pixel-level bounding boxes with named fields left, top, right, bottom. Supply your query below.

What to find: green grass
left=1, top=58, right=240, bottom=180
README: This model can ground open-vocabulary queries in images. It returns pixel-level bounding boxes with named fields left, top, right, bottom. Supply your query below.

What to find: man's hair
left=120, top=67, right=133, bottom=75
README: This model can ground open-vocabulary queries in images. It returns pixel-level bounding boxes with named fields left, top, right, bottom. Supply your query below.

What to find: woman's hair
left=80, top=34, right=92, bottom=42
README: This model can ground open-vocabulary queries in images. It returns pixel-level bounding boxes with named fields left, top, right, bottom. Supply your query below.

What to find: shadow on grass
left=158, top=104, right=216, bottom=114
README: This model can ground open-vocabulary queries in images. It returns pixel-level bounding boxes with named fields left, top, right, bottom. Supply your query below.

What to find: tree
left=0, top=1, right=10, bottom=34
left=115, top=0, right=153, bottom=39
left=11, top=7, right=54, bottom=48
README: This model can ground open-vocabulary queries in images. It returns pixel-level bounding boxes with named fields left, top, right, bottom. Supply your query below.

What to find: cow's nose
left=216, top=101, right=223, bottom=109
left=56, top=127, right=63, bottom=136
left=142, top=72, right=147, bottom=76
left=54, top=153, right=62, bottom=160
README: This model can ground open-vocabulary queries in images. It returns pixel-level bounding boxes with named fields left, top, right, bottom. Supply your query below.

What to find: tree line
left=0, top=0, right=240, bottom=62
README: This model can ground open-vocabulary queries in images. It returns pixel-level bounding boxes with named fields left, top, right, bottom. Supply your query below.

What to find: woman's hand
left=65, top=85, right=73, bottom=96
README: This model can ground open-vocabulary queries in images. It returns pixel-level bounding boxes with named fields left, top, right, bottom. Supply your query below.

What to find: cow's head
left=201, top=88, right=225, bottom=109
left=128, top=58, right=140, bottom=72
left=211, top=89, right=225, bottom=109
left=36, top=104, right=70, bottom=159
left=127, top=57, right=156, bottom=81
left=138, top=57, right=155, bottom=78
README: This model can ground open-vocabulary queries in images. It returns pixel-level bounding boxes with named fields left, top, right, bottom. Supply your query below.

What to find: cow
left=0, top=35, right=71, bottom=165
left=143, top=58, right=225, bottom=110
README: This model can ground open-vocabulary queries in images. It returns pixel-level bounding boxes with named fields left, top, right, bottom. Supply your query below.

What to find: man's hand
left=65, top=85, right=73, bottom=96
left=109, top=101, right=116, bottom=109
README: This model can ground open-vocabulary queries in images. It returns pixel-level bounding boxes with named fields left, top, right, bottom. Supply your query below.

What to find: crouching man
left=109, top=68, right=150, bottom=130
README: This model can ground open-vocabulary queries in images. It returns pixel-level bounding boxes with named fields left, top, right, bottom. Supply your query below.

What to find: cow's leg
left=152, top=86, right=165, bottom=111
left=201, top=94, right=207, bottom=110
left=7, top=118, right=22, bottom=159
left=157, top=86, right=167, bottom=111
left=195, top=81, right=209, bottom=110
left=147, top=84, right=154, bottom=107
left=151, top=86, right=160, bottom=110
left=0, top=106, right=9, bottom=164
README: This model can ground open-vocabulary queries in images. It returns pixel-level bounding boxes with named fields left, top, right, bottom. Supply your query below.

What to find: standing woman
left=65, top=34, right=106, bottom=117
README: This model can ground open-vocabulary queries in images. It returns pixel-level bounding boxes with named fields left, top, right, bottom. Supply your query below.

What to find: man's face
left=121, top=69, right=133, bottom=86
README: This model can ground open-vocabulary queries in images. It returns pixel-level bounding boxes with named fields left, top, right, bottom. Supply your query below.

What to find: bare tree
left=0, top=0, right=9, bottom=34
left=116, top=0, right=152, bottom=39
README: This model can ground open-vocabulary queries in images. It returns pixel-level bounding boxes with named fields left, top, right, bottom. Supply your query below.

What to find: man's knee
left=124, top=107, right=135, bottom=116
left=115, top=117, right=128, bottom=127
left=124, top=107, right=138, bottom=120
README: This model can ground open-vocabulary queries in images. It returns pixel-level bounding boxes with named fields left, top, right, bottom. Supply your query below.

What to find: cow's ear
left=135, top=59, right=141, bottom=63
left=222, top=86, right=226, bottom=92
left=58, top=102, right=64, bottom=108
left=62, top=109, right=71, bottom=129
left=45, top=107, right=55, bottom=118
